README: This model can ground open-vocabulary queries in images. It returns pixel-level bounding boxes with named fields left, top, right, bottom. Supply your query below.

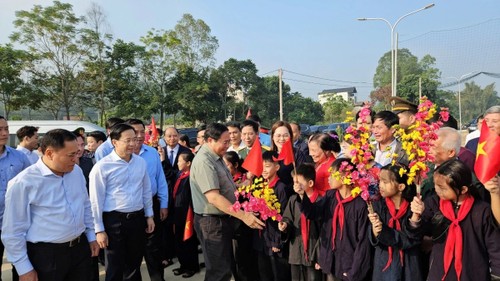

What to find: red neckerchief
left=268, top=176, right=279, bottom=188
left=173, top=171, right=190, bottom=201
left=439, top=195, right=474, bottom=281
left=301, top=190, right=319, bottom=261
left=233, top=172, right=243, bottom=183
left=332, top=191, right=355, bottom=249
left=382, top=197, right=409, bottom=271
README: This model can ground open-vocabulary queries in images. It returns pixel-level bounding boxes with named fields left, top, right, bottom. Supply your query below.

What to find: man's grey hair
left=485, top=105, right=500, bottom=115
left=437, top=127, right=461, bottom=155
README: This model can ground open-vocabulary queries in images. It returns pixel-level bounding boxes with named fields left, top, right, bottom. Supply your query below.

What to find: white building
left=317, top=87, right=357, bottom=105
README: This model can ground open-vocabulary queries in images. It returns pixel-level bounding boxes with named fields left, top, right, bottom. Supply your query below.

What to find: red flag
left=242, top=137, right=263, bottom=177
left=150, top=116, right=159, bottom=142
left=273, top=138, right=294, bottom=165
left=474, top=120, right=500, bottom=183
left=246, top=108, right=252, bottom=119
left=183, top=206, right=194, bottom=241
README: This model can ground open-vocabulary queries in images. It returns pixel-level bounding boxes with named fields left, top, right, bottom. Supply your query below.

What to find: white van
left=7, top=120, right=106, bottom=147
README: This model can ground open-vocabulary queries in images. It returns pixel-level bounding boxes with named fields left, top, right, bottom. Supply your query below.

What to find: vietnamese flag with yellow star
left=474, top=120, right=500, bottom=183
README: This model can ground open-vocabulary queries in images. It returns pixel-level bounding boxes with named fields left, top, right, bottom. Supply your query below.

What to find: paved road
left=1, top=255, right=207, bottom=281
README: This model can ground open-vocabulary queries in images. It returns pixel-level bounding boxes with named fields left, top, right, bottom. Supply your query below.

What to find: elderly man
left=2, top=129, right=99, bottom=281
left=482, top=105, right=500, bottom=224
left=190, top=123, right=264, bottom=281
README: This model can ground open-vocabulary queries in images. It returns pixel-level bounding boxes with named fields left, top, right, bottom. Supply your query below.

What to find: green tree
left=460, top=82, right=499, bottom=123
left=170, top=14, right=219, bottom=71
left=247, top=76, right=290, bottom=127
left=284, top=92, right=323, bottom=124
left=323, top=95, right=353, bottom=123
left=215, top=58, right=262, bottom=121
left=0, top=44, right=31, bottom=118
left=372, top=49, right=441, bottom=106
left=10, top=1, right=88, bottom=120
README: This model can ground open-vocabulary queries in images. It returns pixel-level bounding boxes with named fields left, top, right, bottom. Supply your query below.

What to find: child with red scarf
left=409, top=159, right=500, bottom=281
left=299, top=158, right=372, bottom=281
left=368, top=164, right=423, bottom=281
left=223, top=151, right=247, bottom=184
left=171, top=151, right=199, bottom=278
left=279, top=164, right=322, bottom=281
left=254, top=151, right=293, bottom=281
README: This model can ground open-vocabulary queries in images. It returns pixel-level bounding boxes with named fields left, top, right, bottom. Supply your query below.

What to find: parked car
left=299, top=124, right=310, bottom=137
left=309, top=125, right=328, bottom=135
left=178, top=128, right=198, bottom=147
left=322, top=122, right=350, bottom=134
left=467, top=117, right=479, bottom=133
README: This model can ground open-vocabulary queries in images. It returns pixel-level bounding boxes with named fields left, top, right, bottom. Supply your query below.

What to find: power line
left=283, top=69, right=371, bottom=84
left=259, top=69, right=279, bottom=76
left=438, top=71, right=500, bottom=88
left=283, top=77, right=372, bottom=88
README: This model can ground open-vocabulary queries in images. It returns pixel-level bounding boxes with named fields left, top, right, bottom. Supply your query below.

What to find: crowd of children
left=215, top=147, right=500, bottom=281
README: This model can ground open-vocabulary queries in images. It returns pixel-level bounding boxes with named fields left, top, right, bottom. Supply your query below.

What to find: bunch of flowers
left=333, top=105, right=380, bottom=205
left=231, top=177, right=282, bottom=221
left=392, top=97, right=449, bottom=188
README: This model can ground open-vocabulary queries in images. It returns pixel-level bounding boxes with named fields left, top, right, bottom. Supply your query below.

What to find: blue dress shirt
left=139, top=144, right=168, bottom=208
left=94, top=138, right=114, bottom=162
left=89, top=150, right=153, bottom=233
left=259, top=132, right=271, bottom=147
left=0, top=146, right=31, bottom=229
left=1, top=159, right=96, bottom=275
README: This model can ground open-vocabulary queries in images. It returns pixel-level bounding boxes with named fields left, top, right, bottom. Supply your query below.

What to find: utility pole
left=278, top=68, right=283, bottom=121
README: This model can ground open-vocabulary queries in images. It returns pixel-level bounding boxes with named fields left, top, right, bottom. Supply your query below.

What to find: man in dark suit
left=161, top=127, right=191, bottom=268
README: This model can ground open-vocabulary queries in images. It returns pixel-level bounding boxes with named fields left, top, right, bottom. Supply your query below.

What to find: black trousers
left=103, top=210, right=146, bottom=281
left=290, top=264, right=322, bottom=281
left=174, top=217, right=199, bottom=272
left=257, top=251, right=291, bottom=281
left=145, top=196, right=165, bottom=281
left=232, top=224, right=259, bottom=281
left=26, top=234, right=91, bottom=281
left=194, top=214, right=237, bottom=281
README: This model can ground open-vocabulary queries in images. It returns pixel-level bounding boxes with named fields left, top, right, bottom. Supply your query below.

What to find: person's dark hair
left=309, top=133, right=341, bottom=153
left=356, top=109, right=376, bottom=123
left=0, top=116, right=5, bottom=121
left=429, top=114, right=458, bottom=130
left=198, top=124, right=207, bottom=132
left=204, top=123, right=228, bottom=141
left=241, top=119, right=259, bottom=133
left=87, top=131, right=107, bottom=143
left=374, top=111, right=399, bottom=129
left=380, top=164, right=416, bottom=202
left=434, top=159, right=479, bottom=199
left=179, top=134, right=191, bottom=148
left=262, top=150, right=279, bottom=163
left=330, top=157, right=356, bottom=172
left=72, top=129, right=85, bottom=141
left=178, top=150, right=195, bottom=163
left=293, top=163, right=316, bottom=183
left=16, top=126, right=38, bottom=141
left=125, top=118, right=145, bottom=129
left=40, top=129, right=77, bottom=154
left=226, top=121, right=241, bottom=131
left=223, top=151, right=246, bottom=174
left=105, top=117, right=125, bottom=130
left=270, top=121, right=293, bottom=152
left=110, top=123, right=136, bottom=141
left=247, top=114, right=262, bottom=124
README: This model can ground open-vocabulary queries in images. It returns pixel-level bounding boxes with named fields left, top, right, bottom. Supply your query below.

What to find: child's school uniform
left=254, top=177, right=292, bottom=281
left=369, top=198, right=423, bottom=281
left=301, top=189, right=372, bottom=280
left=410, top=195, right=500, bottom=281
left=172, top=171, right=199, bottom=272
left=282, top=192, right=322, bottom=281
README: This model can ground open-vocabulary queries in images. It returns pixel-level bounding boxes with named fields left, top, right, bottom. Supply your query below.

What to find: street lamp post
left=446, top=72, right=475, bottom=132
left=358, top=3, right=435, bottom=97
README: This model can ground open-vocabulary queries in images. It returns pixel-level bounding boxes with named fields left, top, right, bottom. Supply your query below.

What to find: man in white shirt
left=226, top=121, right=245, bottom=153
left=89, top=123, right=155, bottom=281
left=2, top=129, right=99, bottom=281
left=16, top=126, right=39, bottom=165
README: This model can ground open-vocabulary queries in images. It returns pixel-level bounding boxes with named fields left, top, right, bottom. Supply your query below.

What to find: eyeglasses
left=274, top=134, right=290, bottom=139
left=117, top=138, right=139, bottom=144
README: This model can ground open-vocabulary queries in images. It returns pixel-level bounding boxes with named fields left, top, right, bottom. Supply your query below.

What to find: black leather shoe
left=173, top=268, right=185, bottom=276
left=182, top=271, right=196, bottom=278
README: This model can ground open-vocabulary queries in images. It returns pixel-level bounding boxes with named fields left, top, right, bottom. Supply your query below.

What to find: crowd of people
left=0, top=98, right=498, bottom=281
